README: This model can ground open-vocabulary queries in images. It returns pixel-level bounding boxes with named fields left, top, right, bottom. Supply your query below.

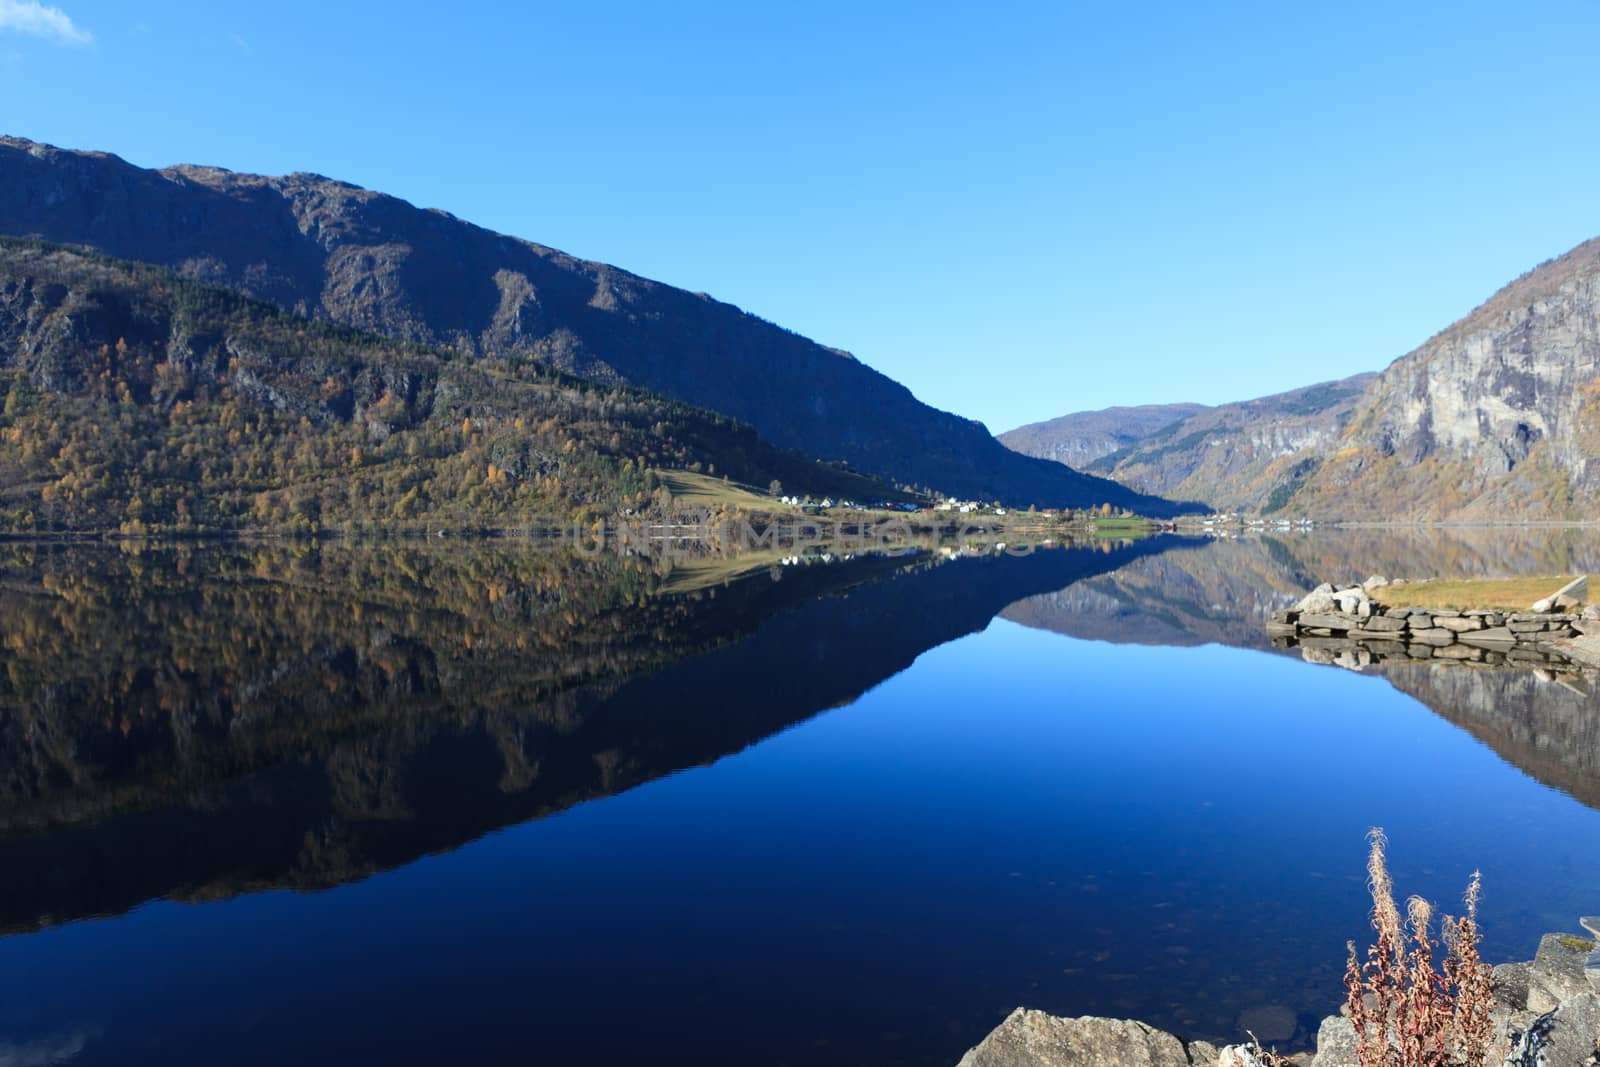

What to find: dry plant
left=1343, top=829, right=1498, bottom=1067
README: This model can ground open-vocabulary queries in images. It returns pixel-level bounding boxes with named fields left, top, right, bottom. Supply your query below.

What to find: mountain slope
left=1003, top=374, right=1377, bottom=510
left=0, top=238, right=904, bottom=533
left=1284, top=237, right=1600, bottom=519
left=0, top=136, right=1187, bottom=515
left=997, top=402, right=1209, bottom=468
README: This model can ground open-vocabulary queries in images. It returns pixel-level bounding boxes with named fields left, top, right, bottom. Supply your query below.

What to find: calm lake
left=4, top=529, right=1600, bottom=1065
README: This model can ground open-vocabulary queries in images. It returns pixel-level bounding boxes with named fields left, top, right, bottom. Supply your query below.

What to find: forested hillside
left=0, top=240, right=901, bottom=534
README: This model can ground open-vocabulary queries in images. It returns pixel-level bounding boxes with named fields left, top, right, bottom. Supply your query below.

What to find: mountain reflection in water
left=5, top=529, right=1600, bottom=1066
left=0, top=535, right=1181, bottom=933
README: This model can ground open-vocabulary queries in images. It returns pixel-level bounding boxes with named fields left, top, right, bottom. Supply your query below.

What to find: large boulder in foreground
left=956, top=1009, right=1221, bottom=1067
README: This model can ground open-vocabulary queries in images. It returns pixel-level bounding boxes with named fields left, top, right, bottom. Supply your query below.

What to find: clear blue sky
left=5, top=0, right=1600, bottom=433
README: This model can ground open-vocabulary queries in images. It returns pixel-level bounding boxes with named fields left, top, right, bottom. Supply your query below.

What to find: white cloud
left=0, top=0, right=92, bottom=46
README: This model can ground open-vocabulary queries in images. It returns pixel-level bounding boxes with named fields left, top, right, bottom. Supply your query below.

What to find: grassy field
left=1379, top=575, right=1589, bottom=612
left=655, top=470, right=788, bottom=510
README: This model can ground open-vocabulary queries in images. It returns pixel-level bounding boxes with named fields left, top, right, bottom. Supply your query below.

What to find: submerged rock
left=1236, top=1004, right=1296, bottom=1045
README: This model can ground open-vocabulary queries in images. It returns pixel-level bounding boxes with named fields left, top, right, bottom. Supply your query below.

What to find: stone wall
left=1266, top=582, right=1588, bottom=671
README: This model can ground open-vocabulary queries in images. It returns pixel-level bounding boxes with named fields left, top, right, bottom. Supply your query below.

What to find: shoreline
left=957, top=925, right=1600, bottom=1067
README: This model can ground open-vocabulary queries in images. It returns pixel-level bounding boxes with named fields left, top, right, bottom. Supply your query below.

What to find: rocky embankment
left=957, top=924, right=1600, bottom=1066
left=1265, top=577, right=1596, bottom=673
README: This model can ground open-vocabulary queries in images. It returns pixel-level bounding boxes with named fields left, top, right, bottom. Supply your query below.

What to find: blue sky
left=4, top=1, right=1599, bottom=433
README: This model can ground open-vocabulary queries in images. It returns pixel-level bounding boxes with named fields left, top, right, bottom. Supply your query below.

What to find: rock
left=1409, top=628, right=1458, bottom=645
left=1527, top=933, right=1597, bottom=1013
left=1389, top=578, right=1409, bottom=587
left=1510, top=620, right=1553, bottom=633
left=1584, top=605, right=1600, bottom=622
left=1533, top=597, right=1556, bottom=613
left=1299, top=613, right=1358, bottom=631
left=1433, top=609, right=1462, bottom=618
left=1355, top=601, right=1374, bottom=619
left=1295, top=593, right=1339, bottom=614
left=1506, top=991, right=1600, bottom=1067
left=1497, top=961, right=1535, bottom=1012
left=1433, top=644, right=1483, bottom=660
left=1362, top=575, right=1390, bottom=590
left=1459, top=626, right=1517, bottom=646
left=956, top=1010, right=1220, bottom=1067
left=1215, top=1047, right=1267, bottom=1067
left=1435, top=616, right=1486, bottom=632
left=1358, top=615, right=1408, bottom=633
left=1390, top=607, right=1415, bottom=618
left=1406, top=644, right=1435, bottom=659
left=1405, top=614, right=1435, bottom=629
left=1554, top=575, right=1589, bottom=606
left=1336, top=594, right=1364, bottom=614
left=1313, top=583, right=1335, bottom=595
left=1308, top=1014, right=1358, bottom=1067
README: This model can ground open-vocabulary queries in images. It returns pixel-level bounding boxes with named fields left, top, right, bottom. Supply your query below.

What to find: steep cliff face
left=1287, top=237, right=1600, bottom=519
left=1003, top=375, right=1377, bottom=509
left=0, top=137, right=1186, bottom=513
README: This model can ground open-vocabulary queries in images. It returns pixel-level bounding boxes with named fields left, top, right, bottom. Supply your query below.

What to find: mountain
left=997, top=402, right=1209, bottom=468
left=1002, top=374, right=1377, bottom=510
left=1005, top=233, right=1600, bottom=520
left=0, top=238, right=903, bottom=533
left=0, top=136, right=1186, bottom=515
left=1283, top=236, right=1600, bottom=519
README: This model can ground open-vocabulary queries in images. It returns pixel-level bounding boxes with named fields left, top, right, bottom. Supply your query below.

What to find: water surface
left=3, top=530, right=1600, bottom=1065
